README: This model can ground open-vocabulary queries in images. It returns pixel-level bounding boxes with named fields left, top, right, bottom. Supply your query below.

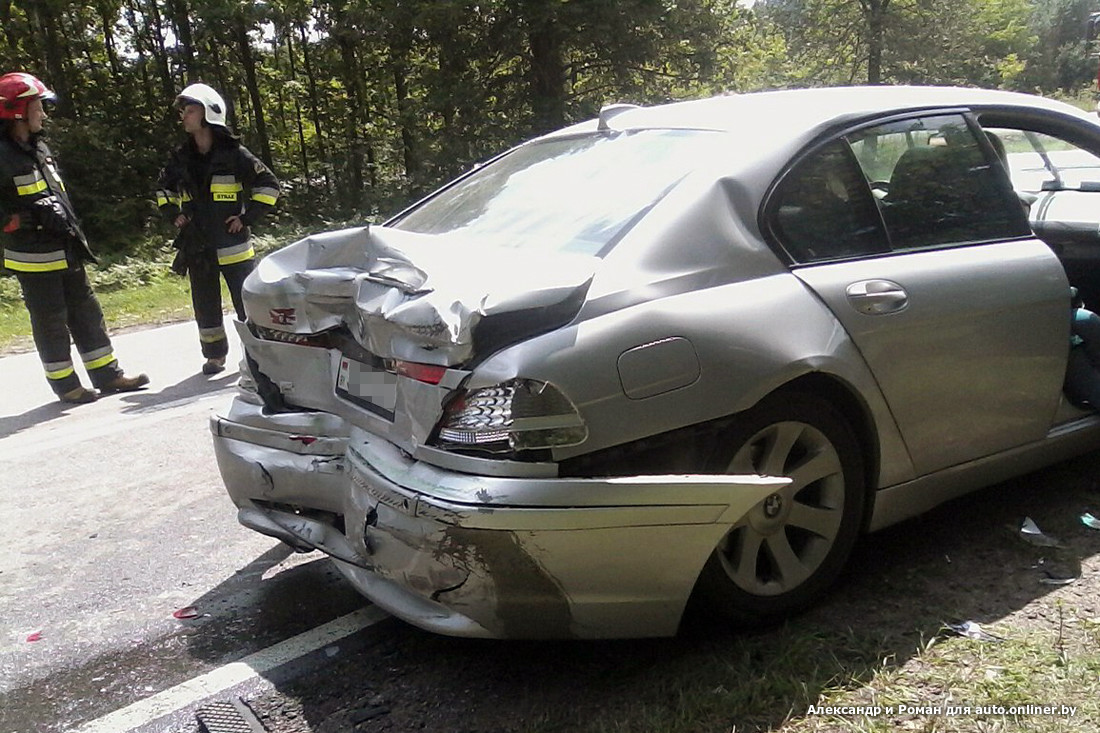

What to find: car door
left=769, top=113, right=1070, bottom=477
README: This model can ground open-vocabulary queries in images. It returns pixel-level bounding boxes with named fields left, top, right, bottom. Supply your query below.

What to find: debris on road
left=1035, top=557, right=1080, bottom=586
left=945, top=620, right=1003, bottom=642
left=1080, top=512, right=1100, bottom=530
left=1018, top=517, right=1063, bottom=548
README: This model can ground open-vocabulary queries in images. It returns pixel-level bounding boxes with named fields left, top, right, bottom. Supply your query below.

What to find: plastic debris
left=172, top=606, right=200, bottom=620
left=1081, top=512, right=1100, bottom=531
left=1019, top=517, right=1062, bottom=548
left=946, top=620, right=1003, bottom=642
left=26, top=630, right=42, bottom=642
left=1039, top=574, right=1077, bottom=586
left=1035, top=558, right=1080, bottom=586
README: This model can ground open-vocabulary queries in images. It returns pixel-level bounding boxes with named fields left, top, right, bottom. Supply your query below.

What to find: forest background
left=0, top=0, right=1099, bottom=258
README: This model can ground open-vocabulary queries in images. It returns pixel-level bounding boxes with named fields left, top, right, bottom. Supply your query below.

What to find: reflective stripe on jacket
left=0, top=135, right=94, bottom=274
left=156, top=137, right=280, bottom=266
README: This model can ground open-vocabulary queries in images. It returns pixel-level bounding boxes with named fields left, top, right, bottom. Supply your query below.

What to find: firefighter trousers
left=188, top=256, right=255, bottom=359
left=16, top=267, right=123, bottom=396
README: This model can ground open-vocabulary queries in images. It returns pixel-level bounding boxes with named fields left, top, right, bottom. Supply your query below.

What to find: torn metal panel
left=437, top=527, right=574, bottom=639
left=246, top=225, right=599, bottom=365
left=327, top=433, right=788, bottom=638
left=212, top=417, right=348, bottom=516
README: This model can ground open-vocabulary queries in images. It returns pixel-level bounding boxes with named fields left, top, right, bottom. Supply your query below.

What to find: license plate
left=336, top=355, right=398, bottom=420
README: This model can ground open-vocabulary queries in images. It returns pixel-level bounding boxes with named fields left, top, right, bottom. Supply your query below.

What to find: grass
left=503, top=612, right=1100, bottom=733
left=0, top=268, right=199, bottom=355
left=780, top=616, right=1100, bottom=733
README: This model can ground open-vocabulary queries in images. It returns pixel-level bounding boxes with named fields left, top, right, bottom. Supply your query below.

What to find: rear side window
left=849, top=114, right=1030, bottom=251
left=771, top=140, right=888, bottom=263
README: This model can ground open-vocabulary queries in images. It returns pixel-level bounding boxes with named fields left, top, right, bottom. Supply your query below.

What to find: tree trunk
left=284, top=28, right=311, bottom=186
left=142, top=0, right=177, bottom=104
left=234, top=12, right=274, bottom=169
left=203, top=30, right=233, bottom=117
left=525, top=5, right=566, bottom=134
left=389, top=9, right=419, bottom=188
left=392, top=63, right=418, bottom=185
left=28, top=1, right=71, bottom=116
left=860, top=0, right=890, bottom=85
left=298, top=20, right=330, bottom=194
left=165, top=0, right=197, bottom=80
left=97, top=1, right=123, bottom=81
left=335, top=32, right=366, bottom=209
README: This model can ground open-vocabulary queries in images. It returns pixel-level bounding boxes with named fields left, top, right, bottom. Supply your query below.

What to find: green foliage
left=0, top=273, right=20, bottom=307
left=1015, top=0, right=1097, bottom=93
left=758, top=0, right=1044, bottom=88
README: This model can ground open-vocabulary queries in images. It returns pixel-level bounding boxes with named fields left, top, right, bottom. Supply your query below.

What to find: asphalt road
left=0, top=322, right=372, bottom=733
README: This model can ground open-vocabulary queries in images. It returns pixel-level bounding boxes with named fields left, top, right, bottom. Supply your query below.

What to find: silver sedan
left=212, top=86, right=1100, bottom=638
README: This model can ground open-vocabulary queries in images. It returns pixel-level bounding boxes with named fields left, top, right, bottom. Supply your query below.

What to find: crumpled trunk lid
left=243, top=225, right=598, bottom=365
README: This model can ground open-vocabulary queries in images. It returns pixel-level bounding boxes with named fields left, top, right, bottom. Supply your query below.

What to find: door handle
left=845, top=279, right=909, bottom=315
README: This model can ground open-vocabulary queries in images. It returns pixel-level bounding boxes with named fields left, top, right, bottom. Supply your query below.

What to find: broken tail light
left=393, top=360, right=446, bottom=384
left=434, top=379, right=587, bottom=453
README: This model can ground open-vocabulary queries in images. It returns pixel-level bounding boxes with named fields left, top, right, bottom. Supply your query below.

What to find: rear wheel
left=693, top=391, right=866, bottom=624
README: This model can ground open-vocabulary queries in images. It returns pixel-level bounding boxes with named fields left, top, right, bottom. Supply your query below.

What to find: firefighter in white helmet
left=155, top=83, right=280, bottom=375
left=0, top=71, right=148, bottom=403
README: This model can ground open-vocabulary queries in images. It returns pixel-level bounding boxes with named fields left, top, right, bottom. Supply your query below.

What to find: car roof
left=544, top=86, right=1097, bottom=153
left=530, top=86, right=1100, bottom=201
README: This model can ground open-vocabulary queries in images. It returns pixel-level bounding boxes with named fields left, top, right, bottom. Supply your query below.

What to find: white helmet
left=175, top=83, right=227, bottom=127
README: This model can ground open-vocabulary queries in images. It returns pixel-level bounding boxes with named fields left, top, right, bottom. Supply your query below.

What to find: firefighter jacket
left=0, top=133, right=95, bottom=274
left=156, top=137, right=280, bottom=267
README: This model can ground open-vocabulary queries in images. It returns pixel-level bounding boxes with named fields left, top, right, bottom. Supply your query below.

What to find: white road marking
left=75, top=606, right=389, bottom=733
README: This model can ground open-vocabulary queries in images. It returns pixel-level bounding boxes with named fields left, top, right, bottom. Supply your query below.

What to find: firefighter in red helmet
left=0, top=72, right=148, bottom=403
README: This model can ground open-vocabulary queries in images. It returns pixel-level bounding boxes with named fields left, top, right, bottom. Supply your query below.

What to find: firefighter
left=0, top=72, right=148, bottom=404
left=156, top=83, right=280, bottom=375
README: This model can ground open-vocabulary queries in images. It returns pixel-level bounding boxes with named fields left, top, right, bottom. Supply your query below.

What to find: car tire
left=692, top=391, right=867, bottom=625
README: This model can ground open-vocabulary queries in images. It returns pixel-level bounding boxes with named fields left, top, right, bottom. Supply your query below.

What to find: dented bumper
left=212, top=400, right=787, bottom=639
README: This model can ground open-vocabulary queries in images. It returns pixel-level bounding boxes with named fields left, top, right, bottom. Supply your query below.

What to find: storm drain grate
left=196, top=697, right=268, bottom=733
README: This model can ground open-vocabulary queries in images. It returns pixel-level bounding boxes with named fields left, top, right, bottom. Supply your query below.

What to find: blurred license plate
left=336, top=356, right=398, bottom=420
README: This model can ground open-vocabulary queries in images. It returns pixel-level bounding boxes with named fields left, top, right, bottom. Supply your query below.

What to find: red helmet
left=0, top=72, right=55, bottom=120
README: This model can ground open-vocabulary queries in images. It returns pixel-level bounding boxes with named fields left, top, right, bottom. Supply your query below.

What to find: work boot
left=100, top=373, right=150, bottom=394
left=60, top=386, right=98, bottom=404
left=202, top=357, right=226, bottom=375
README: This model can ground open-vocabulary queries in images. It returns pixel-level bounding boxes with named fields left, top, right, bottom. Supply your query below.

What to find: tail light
left=433, top=379, right=587, bottom=453
left=393, top=360, right=446, bottom=384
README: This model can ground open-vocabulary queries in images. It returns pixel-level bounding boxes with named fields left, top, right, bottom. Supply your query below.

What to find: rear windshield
left=392, top=129, right=717, bottom=256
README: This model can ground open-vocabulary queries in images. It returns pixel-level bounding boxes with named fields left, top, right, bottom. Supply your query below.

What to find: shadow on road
left=114, top=369, right=241, bottom=414
left=0, top=365, right=239, bottom=440
left=237, top=454, right=1100, bottom=733
left=0, top=400, right=72, bottom=440
left=0, top=368, right=239, bottom=440
left=177, top=542, right=369, bottom=666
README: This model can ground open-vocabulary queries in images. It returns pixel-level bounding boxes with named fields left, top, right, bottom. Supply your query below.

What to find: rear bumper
left=212, top=400, right=787, bottom=639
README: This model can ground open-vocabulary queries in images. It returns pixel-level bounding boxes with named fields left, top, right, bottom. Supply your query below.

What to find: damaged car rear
left=213, top=87, right=1100, bottom=638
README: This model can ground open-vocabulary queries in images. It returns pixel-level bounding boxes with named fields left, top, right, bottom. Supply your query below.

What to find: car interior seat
left=884, top=145, right=960, bottom=248
left=985, top=130, right=1009, bottom=169
left=886, top=141, right=1011, bottom=250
